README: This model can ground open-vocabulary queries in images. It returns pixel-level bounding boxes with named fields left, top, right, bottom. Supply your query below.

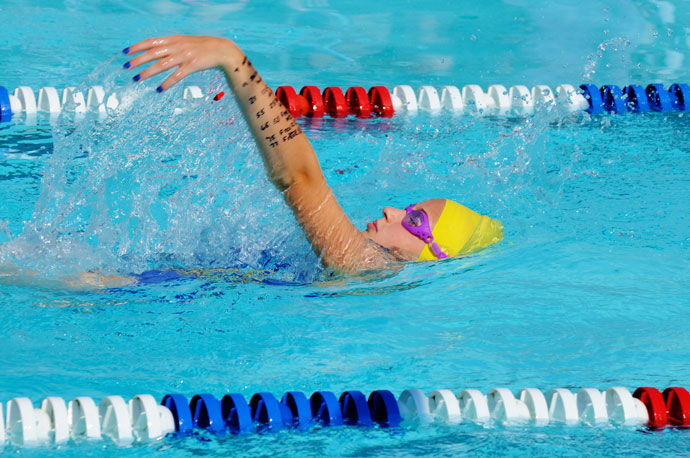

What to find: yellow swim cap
left=417, top=199, right=503, bottom=261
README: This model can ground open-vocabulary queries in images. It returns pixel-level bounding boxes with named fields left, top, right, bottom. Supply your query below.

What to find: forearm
left=220, top=46, right=323, bottom=191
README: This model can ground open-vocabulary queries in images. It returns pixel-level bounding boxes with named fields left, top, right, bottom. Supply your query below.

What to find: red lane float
left=369, top=86, right=394, bottom=117
left=633, top=387, right=668, bottom=428
left=345, top=86, right=371, bottom=118
left=275, top=86, right=301, bottom=118
left=663, top=387, right=690, bottom=427
left=299, top=86, right=324, bottom=118
left=323, top=87, right=348, bottom=118
left=274, top=86, right=393, bottom=119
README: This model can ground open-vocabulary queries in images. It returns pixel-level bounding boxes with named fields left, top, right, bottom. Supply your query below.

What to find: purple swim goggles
left=401, top=205, right=448, bottom=259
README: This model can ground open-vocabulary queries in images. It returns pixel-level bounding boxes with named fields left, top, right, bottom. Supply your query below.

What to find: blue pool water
left=1, top=0, right=690, bottom=456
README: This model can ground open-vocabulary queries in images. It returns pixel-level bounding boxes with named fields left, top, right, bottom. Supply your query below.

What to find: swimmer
left=1, top=35, right=503, bottom=289
left=119, top=35, right=503, bottom=274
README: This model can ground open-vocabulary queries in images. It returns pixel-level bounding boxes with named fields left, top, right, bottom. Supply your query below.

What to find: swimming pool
left=1, top=0, right=690, bottom=455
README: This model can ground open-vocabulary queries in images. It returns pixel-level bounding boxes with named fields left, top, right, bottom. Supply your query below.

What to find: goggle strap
left=430, top=241, right=448, bottom=259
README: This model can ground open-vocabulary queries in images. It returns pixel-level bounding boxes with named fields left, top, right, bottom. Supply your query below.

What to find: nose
left=382, top=206, right=404, bottom=222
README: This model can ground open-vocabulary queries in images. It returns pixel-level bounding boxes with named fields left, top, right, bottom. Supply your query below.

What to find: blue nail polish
left=122, top=47, right=130, bottom=55
left=156, top=86, right=163, bottom=93
left=133, top=74, right=140, bottom=82
left=123, top=61, right=131, bottom=69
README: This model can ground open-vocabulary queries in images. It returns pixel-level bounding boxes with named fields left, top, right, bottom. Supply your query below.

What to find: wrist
left=218, top=38, right=244, bottom=68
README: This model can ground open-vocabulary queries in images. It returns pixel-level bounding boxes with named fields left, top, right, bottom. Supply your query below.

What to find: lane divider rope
left=1, top=83, right=688, bottom=123
left=0, top=386, right=688, bottom=447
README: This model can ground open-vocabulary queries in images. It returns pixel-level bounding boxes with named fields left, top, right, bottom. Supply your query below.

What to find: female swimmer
left=121, top=35, right=503, bottom=274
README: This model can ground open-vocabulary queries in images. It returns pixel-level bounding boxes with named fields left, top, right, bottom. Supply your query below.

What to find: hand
left=123, top=35, right=241, bottom=92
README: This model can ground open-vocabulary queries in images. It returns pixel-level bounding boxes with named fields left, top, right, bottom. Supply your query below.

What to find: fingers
left=121, top=35, right=212, bottom=92
left=125, top=46, right=173, bottom=71
left=157, top=66, right=194, bottom=92
left=123, top=35, right=176, bottom=56
left=131, top=54, right=184, bottom=83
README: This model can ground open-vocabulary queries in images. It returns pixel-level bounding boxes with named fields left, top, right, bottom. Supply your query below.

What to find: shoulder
left=285, top=179, right=398, bottom=273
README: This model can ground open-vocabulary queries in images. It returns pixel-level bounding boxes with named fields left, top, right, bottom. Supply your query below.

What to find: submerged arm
left=125, top=35, right=386, bottom=271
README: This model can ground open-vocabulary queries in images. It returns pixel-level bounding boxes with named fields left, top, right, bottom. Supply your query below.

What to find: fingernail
left=123, top=61, right=131, bottom=69
left=122, top=47, right=130, bottom=55
left=156, top=86, right=163, bottom=93
left=133, top=74, right=140, bottom=82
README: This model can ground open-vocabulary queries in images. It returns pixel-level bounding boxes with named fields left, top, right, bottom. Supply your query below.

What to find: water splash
left=0, top=60, right=586, bottom=286
left=0, top=63, right=321, bottom=282
left=581, top=37, right=631, bottom=80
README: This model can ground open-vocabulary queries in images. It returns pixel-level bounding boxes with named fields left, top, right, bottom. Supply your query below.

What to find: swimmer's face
left=362, top=198, right=446, bottom=260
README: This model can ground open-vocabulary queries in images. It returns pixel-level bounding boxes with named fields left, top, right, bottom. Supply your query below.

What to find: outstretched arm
left=124, top=35, right=387, bottom=272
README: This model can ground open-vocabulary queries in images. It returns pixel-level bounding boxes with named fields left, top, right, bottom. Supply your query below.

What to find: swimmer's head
left=362, top=198, right=503, bottom=261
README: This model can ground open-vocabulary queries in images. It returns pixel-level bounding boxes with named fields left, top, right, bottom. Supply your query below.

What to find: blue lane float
left=623, top=84, right=651, bottom=113
left=309, top=391, right=343, bottom=426
left=600, top=85, right=627, bottom=114
left=340, top=391, right=374, bottom=427
left=669, top=83, right=690, bottom=111
left=646, top=84, right=674, bottom=112
left=579, top=84, right=605, bottom=115
left=0, top=86, right=11, bottom=122
left=190, top=394, right=225, bottom=435
left=368, top=390, right=402, bottom=427
left=221, top=393, right=252, bottom=434
left=250, top=392, right=284, bottom=432
left=161, top=394, right=193, bottom=436
left=281, top=391, right=312, bottom=430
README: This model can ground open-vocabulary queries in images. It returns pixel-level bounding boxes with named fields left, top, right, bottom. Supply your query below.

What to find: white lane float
left=68, top=396, right=101, bottom=440
left=486, top=388, right=530, bottom=424
left=532, top=84, right=555, bottom=109
left=100, top=395, right=133, bottom=444
left=61, top=87, right=86, bottom=113
left=0, top=401, right=5, bottom=445
left=129, top=394, right=175, bottom=441
left=555, top=84, right=590, bottom=111
left=462, top=84, right=489, bottom=115
left=397, top=389, right=433, bottom=424
left=14, top=86, right=37, bottom=114
left=458, top=389, right=490, bottom=423
left=604, top=387, right=648, bottom=425
left=509, top=85, right=534, bottom=116
left=37, top=87, right=61, bottom=113
left=40, top=396, right=70, bottom=444
left=183, top=85, right=203, bottom=99
left=487, top=84, right=511, bottom=115
left=576, top=388, right=608, bottom=425
left=428, top=389, right=462, bottom=424
left=392, top=85, right=418, bottom=112
left=518, top=388, right=549, bottom=425
left=440, top=85, right=464, bottom=112
left=417, top=85, right=442, bottom=112
left=547, top=388, right=579, bottom=425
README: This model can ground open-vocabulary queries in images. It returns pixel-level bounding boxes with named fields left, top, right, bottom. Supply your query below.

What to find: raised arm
left=124, top=35, right=387, bottom=272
